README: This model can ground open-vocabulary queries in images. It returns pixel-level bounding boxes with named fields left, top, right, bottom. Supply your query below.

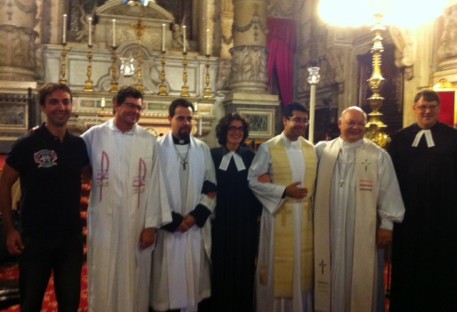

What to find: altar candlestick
left=62, top=14, right=67, bottom=44
left=88, top=17, right=93, bottom=46
left=112, top=19, right=116, bottom=47
left=182, top=25, right=187, bottom=53
left=162, top=24, right=166, bottom=52
left=206, top=29, right=210, bottom=55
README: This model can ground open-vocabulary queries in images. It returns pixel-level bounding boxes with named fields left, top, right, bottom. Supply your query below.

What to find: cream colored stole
left=314, top=139, right=378, bottom=312
left=270, top=136, right=317, bottom=298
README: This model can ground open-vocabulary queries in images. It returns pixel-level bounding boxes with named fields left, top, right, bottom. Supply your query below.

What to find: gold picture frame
left=237, top=108, right=275, bottom=138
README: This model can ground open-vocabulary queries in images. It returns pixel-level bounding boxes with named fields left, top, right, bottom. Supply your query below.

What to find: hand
left=139, top=227, right=156, bottom=249
left=376, top=228, right=393, bottom=248
left=207, top=191, right=216, bottom=200
left=257, top=173, right=271, bottom=183
left=6, top=229, right=24, bottom=255
left=285, top=182, right=308, bottom=200
left=178, top=215, right=196, bottom=233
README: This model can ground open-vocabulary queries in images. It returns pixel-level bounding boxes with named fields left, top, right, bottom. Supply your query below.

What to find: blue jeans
left=19, top=235, right=83, bottom=312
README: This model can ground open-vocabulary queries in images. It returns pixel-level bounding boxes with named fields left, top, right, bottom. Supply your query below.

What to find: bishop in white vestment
left=248, top=103, right=316, bottom=312
left=151, top=99, right=216, bottom=312
left=82, top=87, right=172, bottom=312
left=314, top=107, right=404, bottom=312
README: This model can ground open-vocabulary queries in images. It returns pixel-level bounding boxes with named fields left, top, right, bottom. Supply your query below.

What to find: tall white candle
left=112, top=19, right=116, bottom=47
left=88, top=17, right=92, bottom=46
left=206, top=28, right=210, bottom=55
left=182, top=25, right=187, bottom=53
left=101, top=97, right=106, bottom=108
left=161, top=24, right=166, bottom=52
left=199, top=118, right=202, bottom=136
left=62, top=14, right=67, bottom=44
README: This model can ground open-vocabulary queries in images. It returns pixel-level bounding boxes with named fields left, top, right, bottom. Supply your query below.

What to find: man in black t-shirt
left=0, top=83, right=89, bottom=312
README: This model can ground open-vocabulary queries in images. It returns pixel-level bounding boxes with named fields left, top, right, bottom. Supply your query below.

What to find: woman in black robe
left=209, top=113, right=262, bottom=312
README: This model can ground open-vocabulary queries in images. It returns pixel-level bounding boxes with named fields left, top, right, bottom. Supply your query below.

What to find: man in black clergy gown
left=388, top=90, right=457, bottom=312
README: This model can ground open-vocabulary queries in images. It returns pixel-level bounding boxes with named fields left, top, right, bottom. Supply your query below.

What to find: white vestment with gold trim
left=314, top=138, right=404, bottom=312
left=248, top=133, right=316, bottom=312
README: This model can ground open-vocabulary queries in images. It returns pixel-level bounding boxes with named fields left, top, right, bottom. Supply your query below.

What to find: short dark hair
left=168, top=98, right=194, bottom=117
left=282, top=102, right=309, bottom=119
left=38, top=83, right=72, bottom=106
left=414, top=90, right=441, bottom=106
left=215, top=113, right=249, bottom=146
left=113, top=86, right=143, bottom=106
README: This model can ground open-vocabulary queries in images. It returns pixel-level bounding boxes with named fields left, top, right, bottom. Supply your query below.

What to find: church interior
left=1, top=0, right=457, bottom=310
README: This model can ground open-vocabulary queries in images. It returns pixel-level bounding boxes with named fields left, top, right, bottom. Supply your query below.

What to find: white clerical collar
left=338, top=137, right=364, bottom=150
left=280, top=132, right=302, bottom=149
left=412, top=129, right=435, bottom=148
left=219, top=151, right=246, bottom=171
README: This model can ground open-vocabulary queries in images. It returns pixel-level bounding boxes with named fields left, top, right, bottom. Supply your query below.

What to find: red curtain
left=437, top=91, right=455, bottom=127
left=267, top=18, right=297, bottom=106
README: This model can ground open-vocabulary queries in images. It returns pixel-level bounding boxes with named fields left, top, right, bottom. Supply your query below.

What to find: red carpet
left=0, top=263, right=88, bottom=312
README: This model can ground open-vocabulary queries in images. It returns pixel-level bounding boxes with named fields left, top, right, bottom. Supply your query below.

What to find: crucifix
left=181, top=159, right=188, bottom=170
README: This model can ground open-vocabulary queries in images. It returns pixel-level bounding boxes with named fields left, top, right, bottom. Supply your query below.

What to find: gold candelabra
left=180, top=52, right=190, bottom=97
left=158, top=51, right=168, bottom=96
left=110, top=46, right=119, bottom=93
left=84, top=45, right=94, bottom=92
left=59, top=43, right=68, bottom=85
left=133, top=20, right=147, bottom=93
left=365, top=12, right=390, bottom=148
left=202, top=54, right=213, bottom=99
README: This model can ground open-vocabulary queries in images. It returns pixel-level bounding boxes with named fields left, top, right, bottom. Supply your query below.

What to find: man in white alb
left=151, top=99, right=217, bottom=312
left=82, top=86, right=172, bottom=312
left=313, top=106, right=405, bottom=312
left=248, top=103, right=317, bottom=312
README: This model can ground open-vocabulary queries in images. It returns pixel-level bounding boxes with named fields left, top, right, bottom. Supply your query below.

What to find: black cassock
left=388, top=122, right=457, bottom=312
left=209, top=146, right=262, bottom=312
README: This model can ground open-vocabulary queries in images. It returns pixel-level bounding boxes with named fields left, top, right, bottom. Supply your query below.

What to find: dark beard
left=178, top=127, right=191, bottom=139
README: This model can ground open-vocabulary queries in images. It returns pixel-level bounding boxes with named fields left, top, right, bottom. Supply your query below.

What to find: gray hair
left=340, top=106, right=367, bottom=123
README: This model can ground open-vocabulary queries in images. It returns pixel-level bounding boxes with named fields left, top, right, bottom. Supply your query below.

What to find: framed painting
left=237, top=108, right=275, bottom=138
left=0, top=102, right=28, bottom=131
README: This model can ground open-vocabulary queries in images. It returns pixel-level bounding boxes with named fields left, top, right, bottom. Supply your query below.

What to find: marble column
left=0, top=0, right=38, bottom=81
left=230, top=0, right=268, bottom=93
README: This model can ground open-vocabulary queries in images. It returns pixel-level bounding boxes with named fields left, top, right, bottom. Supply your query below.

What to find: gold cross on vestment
left=319, top=259, right=327, bottom=275
left=361, top=159, right=372, bottom=172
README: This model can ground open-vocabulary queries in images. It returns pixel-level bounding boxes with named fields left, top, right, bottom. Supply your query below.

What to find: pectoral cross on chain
left=182, top=160, right=188, bottom=170
left=319, top=259, right=327, bottom=275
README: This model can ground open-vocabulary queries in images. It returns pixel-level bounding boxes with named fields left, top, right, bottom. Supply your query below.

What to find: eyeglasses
left=228, top=126, right=244, bottom=132
left=415, top=104, right=439, bottom=112
left=288, top=117, right=309, bottom=125
left=123, top=102, right=144, bottom=111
